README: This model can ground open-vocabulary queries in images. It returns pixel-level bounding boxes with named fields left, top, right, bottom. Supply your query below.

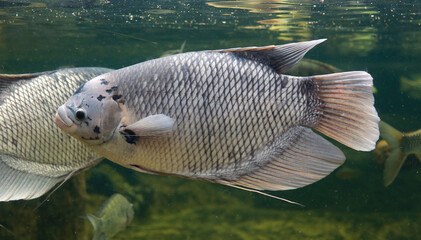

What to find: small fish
left=374, top=139, right=421, bottom=177
left=377, top=121, right=421, bottom=186
left=335, top=167, right=361, bottom=180
left=285, top=58, right=340, bottom=76
left=56, top=39, right=379, bottom=193
left=400, top=74, right=421, bottom=99
left=87, top=193, right=134, bottom=240
left=0, top=67, right=112, bottom=201
left=160, top=40, right=187, bottom=57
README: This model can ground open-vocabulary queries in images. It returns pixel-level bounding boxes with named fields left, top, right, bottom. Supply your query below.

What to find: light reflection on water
left=207, top=0, right=381, bottom=50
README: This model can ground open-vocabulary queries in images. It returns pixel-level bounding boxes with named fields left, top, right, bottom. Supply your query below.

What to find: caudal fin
left=379, top=121, right=407, bottom=186
left=312, top=71, right=380, bottom=151
left=87, top=213, right=100, bottom=232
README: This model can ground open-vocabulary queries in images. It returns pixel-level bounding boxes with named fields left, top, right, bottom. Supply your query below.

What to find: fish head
left=55, top=77, right=122, bottom=145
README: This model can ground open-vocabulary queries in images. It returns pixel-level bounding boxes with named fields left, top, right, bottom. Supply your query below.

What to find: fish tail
left=379, top=121, right=407, bottom=186
left=86, top=213, right=100, bottom=232
left=311, top=71, right=380, bottom=151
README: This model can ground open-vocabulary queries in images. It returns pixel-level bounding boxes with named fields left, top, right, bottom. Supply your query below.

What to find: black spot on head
left=93, top=126, right=101, bottom=134
left=100, top=79, right=109, bottom=85
left=120, top=129, right=139, bottom=144
left=105, top=86, right=119, bottom=94
left=112, top=94, right=122, bottom=101
left=97, top=95, right=105, bottom=101
left=73, top=83, right=85, bottom=95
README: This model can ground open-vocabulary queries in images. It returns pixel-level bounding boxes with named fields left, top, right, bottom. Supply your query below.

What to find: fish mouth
left=55, top=105, right=74, bottom=129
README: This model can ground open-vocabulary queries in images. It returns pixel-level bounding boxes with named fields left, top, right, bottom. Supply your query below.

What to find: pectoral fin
left=120, top=114, right=174, bottom=143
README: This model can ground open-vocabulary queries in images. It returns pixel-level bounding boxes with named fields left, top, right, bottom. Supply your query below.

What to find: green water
left=1, top=0, right=420, bottom=239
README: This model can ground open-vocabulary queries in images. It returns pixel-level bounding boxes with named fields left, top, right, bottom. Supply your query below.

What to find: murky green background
left=1, top=0, right=420, bottom=239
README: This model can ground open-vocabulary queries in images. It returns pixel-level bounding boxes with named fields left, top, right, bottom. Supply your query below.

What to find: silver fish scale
left=116, top=52, right=320, bottom=179
left=0, top=69, right=104, bottom=177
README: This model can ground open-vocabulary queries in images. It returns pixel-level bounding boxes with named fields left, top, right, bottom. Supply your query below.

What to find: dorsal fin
left=0, top=71, right=56, bottom=91
left=211, top=39, right=327, bottom=74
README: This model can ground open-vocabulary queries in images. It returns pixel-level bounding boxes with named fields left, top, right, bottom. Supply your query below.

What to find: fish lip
left=55, top=105, right=74, bottom=128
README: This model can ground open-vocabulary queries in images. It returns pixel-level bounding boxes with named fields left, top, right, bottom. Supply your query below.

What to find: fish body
left=378, top=121, right=421, bottom=186
left=56, top=40, right=379, bottom=191
left=87, top=193, right=134, bottom=240
left=0, top=67, right=112, bottom=201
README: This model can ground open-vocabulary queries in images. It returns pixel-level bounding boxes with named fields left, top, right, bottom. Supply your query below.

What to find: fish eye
left=75, top=109, right=87, bottom=121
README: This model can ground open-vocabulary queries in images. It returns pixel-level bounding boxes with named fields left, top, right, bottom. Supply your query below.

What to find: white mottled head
left=55, top=76, right=122, bottom=145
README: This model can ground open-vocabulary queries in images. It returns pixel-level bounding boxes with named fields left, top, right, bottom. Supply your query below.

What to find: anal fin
left=0, top=157, right=64, bottom=201
left=217, top=127, right=345, bottom=191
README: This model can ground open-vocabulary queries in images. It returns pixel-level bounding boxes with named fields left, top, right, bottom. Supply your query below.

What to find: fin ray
left=217, top=127, right=345, bottom=191
left=312, top=71, right=380, bottom=151
left=120, top=114, right=174, bottom=137
left=212, top=39, right=327, bottom=74
left=0, top=158, right=64, bottom=201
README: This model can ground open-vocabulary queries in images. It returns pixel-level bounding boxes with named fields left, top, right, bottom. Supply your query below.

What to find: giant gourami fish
left=0, top=68, right=112, bottom=201
left=87, top=193, right=134, bottom=240
left=56, top=40, right=380, bottom=192
left=377, top=121, right=421, bottom=186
